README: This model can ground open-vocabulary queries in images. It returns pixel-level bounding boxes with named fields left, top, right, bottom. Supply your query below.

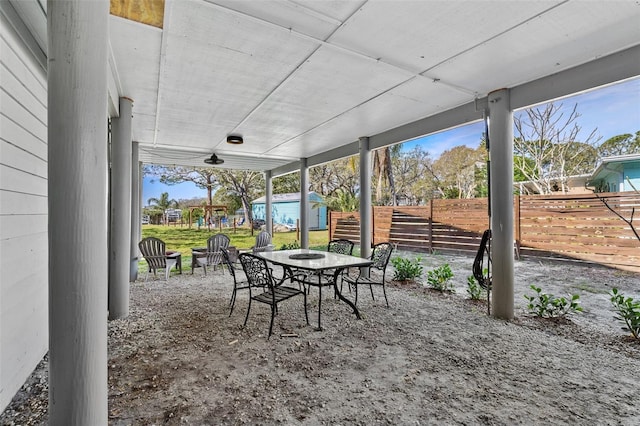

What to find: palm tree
left=147, top=192, right=178, bottom=224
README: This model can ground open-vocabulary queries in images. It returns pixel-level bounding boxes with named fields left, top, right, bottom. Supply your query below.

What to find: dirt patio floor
left=2, top=251, right=639, bottom=425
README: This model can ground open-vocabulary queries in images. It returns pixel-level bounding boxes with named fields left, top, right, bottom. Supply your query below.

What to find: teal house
left=588, top=154, right=640, bottom=193
left=252, top=192, right=327, bottom=230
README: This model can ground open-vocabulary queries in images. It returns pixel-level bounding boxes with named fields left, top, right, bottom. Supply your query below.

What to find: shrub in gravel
left=391, top=257, right=423, bottom=282
left=466, top=274, right=484, bottom=300
left=524, top=285, right=583, bottom=318
left=610, top=288, right=640, bottom=339
left=426, top=264, right=454, bottom=292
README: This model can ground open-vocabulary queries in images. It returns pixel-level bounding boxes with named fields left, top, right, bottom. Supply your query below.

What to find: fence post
left=371, top=207, right=375, bottom=246
left=428, top=199, right=433, bottom=253
left=514, top=195, right=521, bottom=259
left=329, top=211, right=333, bottom=241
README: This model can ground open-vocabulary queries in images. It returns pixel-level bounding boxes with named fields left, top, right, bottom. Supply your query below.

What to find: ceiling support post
left=300, top=158, right=309, bottom=249
left=130, top=142, right=141, bottom=282
left=359, top=137, right=372, bottom=260
left=265, top=170, right=273, bottom=235
left=488, top=88, right=515, bottom=320
left=48, top=0, right=109, bottom=423
left=109, top=97, right=133, bottom=319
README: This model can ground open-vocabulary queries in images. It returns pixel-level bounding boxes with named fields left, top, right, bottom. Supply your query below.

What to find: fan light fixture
left=226, top=134, right=244, bottom=144
left=204, top=153, right=224, bottom=165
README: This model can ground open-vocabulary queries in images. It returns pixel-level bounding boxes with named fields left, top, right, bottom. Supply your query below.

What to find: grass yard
left=139, top=225, right=330, bottom=271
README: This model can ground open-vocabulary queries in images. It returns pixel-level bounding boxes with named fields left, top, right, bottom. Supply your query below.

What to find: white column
left=488, top=88, right=515, bottom=320
left=265, top=170, right=273, bottom=235
left=109, top=97, right=132, bottom=319
left=359, top=137, right=372, bottom=259
left=48, top=0, right=109, bottom=423
left=130, top=142, right=141, bottom=281
left=300, top=158, right=309, bottom=249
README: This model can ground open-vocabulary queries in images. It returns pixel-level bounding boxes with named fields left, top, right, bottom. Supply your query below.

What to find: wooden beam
left=110, top=0, right=164, bottom=28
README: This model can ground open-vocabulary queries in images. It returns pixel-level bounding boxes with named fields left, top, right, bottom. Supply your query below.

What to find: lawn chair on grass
left=138, top=237, right=180, bottom=281
left=195, top=233, right=230, bottom=275
left=251, top=231, right=275, bottom=253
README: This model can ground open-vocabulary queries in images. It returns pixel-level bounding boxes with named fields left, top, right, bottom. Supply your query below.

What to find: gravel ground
left=1, top=251, right=639, bottom=425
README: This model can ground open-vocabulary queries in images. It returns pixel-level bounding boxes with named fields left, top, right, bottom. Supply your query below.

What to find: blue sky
left=144, top=78, right=640, bottom=203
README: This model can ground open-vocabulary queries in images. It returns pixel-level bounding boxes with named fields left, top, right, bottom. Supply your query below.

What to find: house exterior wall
left=252, top=194, right=327, bottom=230
left=0, top=12, right=49, bottom=411
left=622, top=163, right=640, bottom=191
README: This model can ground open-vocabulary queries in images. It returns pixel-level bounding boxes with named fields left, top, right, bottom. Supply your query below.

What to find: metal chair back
left=328, top=239, right=354, bottom=256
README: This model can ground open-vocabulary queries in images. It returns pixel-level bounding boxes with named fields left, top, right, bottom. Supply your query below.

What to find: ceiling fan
left=204, top=153, right=224, bottom=165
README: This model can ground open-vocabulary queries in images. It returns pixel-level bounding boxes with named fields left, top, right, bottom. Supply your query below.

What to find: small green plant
left=391, top=257, right=423, bottom=282
left=279, top=241, right=300, bottom=250
left=426, top=264, right=454, bottom=292
left=610, top=288, right=640, bottom=339
left=524, top=285, right=583, bottom=318
left=466, top=275, right=484, bottom=300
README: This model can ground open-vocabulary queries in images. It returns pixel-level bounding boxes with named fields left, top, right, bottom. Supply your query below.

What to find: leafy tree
left=146, top=192, right=178, bottom=223
left=309, top=157, right=359, bottom=199
left=318, top=187, right=359, bottom=212
left=144, top=165, right=218, bottom=205
left=431, top=145, right=485, bottom=198
left=147, top=191, right=178, bottom=211
left=273, top=173, right=300, bottom=194
left=212, top=170, right=264, bottom=225
left=514, top=102, right=600, bottom=194
left=598, top=131, right=640, bottom=157
left=393, top=146, right=437, bottom=204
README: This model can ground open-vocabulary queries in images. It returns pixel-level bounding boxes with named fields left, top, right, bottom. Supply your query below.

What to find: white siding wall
left=0, top=12, right=48, bottom=411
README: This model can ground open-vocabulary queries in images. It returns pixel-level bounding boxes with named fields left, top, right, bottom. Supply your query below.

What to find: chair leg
left=354, top=283, right=358, bottom=307
left=243, top=299, right=252, bottom=328
left=382, top=283, right=389, bottom=308
left=369, top=284, right=375, bottom=301
left=317, top=285, right=322, bottom=330
left=229, top=290, right=237, bottom=317
left=268, top=305, right=276, bottom=339
left=303, top=292, right=309, bottom=325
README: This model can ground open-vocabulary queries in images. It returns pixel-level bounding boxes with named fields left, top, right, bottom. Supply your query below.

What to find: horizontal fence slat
left=330, top=192, right=639, bottom=272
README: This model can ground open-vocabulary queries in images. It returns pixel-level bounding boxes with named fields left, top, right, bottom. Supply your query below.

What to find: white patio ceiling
left=9, top=0, right=640, bottom=172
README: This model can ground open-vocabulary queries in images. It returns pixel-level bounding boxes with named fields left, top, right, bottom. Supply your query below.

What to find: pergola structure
left=187, top=204, right=228, bottom=228
left=1, top=0, right=639, bottom=422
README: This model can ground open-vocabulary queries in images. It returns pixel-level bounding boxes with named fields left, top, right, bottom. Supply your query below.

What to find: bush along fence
left=329, top=191, right=640, bottom=273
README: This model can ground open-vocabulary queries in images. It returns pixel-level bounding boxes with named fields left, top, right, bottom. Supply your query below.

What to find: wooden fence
left=329, top=191, right=640, bottom=273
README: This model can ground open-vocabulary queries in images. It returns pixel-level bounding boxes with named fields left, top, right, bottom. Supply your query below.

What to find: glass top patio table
left=256, top=249, right=373, bottom=329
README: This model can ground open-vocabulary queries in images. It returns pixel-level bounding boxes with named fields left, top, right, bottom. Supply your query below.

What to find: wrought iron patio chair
left=138, top=237, right=179, bottom=281
left=472, top=229, right=492, bottom=315
left=223, top=248, right=251, bottom=317
left=343, top=242, right=394, bottom=307
left=195, top=233, right=230, bottom=275
left=239, top=253, right=309, bottom=338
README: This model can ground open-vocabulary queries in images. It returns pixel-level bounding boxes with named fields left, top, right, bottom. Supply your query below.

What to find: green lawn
left=139, top=225, right=330, bottom=270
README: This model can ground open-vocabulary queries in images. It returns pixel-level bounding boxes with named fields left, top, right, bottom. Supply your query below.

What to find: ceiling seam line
left=262, top=76, right=421, bottom=156
left=212, top=0, right=370, bottom=149
left=151, top=0, right=173, bottom=147
left=420, top=0, right=571, bottom=75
